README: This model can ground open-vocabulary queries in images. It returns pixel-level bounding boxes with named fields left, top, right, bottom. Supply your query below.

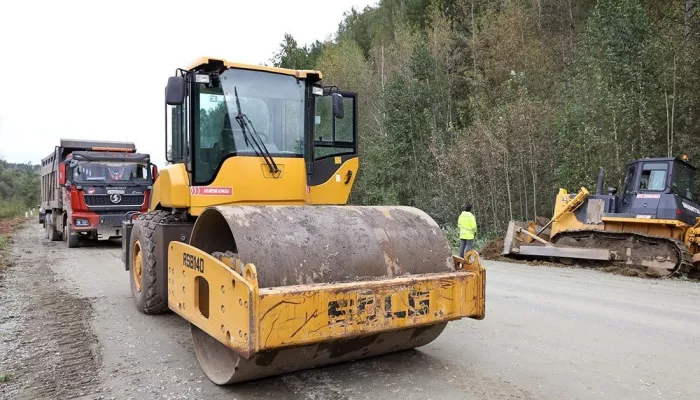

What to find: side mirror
left=166, top=76, right=186, bottom=105
left=151, top=164, right=159, bottom=181
left=58, top=163, right=66, bottom=185
left=332, top=93, right=344, bottom=119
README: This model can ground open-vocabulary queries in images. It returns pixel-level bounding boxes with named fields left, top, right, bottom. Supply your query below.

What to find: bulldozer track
left=552, top=230, right=694, bottom=278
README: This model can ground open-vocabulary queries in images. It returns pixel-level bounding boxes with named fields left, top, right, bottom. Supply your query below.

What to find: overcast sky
left=0, top=0, right=375, bottom=167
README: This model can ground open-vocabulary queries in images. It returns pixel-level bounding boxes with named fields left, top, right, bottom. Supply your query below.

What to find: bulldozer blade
left=503, top=219, right=554, bottom=256
left=517, top=245, right=610, bottom=260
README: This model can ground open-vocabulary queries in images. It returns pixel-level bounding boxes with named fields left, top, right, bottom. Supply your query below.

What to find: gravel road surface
left=1, top=222, right=699, bottom=399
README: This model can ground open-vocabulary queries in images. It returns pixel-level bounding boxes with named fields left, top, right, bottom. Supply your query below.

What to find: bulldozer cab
left=163, top=58, right=358, bottom=209
left=617, top=157, right=699, bottom=224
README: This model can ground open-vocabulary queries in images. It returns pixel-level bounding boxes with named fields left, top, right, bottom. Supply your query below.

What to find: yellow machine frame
left=168, top=242, right=485, bottom=355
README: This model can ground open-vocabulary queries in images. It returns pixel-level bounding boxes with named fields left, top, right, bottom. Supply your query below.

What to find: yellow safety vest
left=458, top=211, right=477, bottom=240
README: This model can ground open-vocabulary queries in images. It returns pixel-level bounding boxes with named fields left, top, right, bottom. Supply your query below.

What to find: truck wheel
left=47, top=214, right=61, bottom=241
left=129, top=210, right=170, bottom=314
left=45, top=216, right=52, bottom=240
left=65, top=225, right=79, bottom=248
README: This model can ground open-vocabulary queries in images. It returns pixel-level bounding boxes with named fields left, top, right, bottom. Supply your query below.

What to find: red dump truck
left=40, top=139, right=156, bottom=248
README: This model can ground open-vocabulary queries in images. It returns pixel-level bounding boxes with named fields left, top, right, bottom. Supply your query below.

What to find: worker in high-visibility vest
left=458, top=203, right=477, bottom=257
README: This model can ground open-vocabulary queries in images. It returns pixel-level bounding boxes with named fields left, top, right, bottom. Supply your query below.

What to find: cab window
left=622, top=165, right=637, bottom=196
left=639, top=163, right=667, bottom=191
left=672, top=162, right=695, bottom=200
left=314, top=94, right=356, bottom=160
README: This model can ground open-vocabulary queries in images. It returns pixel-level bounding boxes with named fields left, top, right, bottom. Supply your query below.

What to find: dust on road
left=2, top=222, right=700, bottom=399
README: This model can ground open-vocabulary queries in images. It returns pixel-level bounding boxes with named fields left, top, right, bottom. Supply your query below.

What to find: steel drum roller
left=188, top=205, right=455, bottom=384
left=190, top=205, right=454, bottom=287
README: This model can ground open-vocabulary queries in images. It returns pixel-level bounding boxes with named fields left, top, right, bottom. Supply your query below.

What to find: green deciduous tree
left=268, top=0, right=700, bottom=244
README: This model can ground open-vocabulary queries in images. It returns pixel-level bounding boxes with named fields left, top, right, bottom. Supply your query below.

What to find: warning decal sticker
left=190, top=186, right=233, bottom=196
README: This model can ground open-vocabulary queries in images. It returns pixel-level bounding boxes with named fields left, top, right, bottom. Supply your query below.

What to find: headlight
left=75, top=219, right=90, bottom=227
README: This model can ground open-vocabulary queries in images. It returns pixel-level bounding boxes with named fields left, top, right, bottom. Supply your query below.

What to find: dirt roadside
left=0, top=220, right=102, bottom=399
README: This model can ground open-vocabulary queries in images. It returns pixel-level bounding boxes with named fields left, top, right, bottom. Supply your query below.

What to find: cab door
left=307, top=91, right=358, bottom=205
left=618, top=164, right=637, bottom=214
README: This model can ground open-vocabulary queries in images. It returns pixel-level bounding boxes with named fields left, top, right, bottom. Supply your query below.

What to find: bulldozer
left=503, top=155, right=700, bottom=278
left=121, top=57, right=486, bottom=385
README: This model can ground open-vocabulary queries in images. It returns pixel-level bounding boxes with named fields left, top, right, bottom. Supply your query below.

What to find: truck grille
left=84, top=194, right=144, bottom=207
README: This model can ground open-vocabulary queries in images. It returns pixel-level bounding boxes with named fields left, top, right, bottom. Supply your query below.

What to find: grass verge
left=0, top=217, right=23, bottom=270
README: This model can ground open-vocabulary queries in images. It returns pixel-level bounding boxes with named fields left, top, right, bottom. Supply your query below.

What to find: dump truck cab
left=63, top=150, right=153, bottom=235
left=41, top=139, right=156, bottom=248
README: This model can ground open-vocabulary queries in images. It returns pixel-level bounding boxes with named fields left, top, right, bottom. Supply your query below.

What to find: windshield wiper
left=233, top=87, right=279, bottom=174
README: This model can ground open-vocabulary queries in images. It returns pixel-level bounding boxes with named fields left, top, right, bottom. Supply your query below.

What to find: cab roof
left=185, top=57, right=322, bottom=80
left=629, top=156, right=695, bottom=169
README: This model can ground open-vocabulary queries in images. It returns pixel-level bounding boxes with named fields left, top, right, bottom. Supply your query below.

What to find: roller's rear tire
left=129, top=210, right=171, bottom=315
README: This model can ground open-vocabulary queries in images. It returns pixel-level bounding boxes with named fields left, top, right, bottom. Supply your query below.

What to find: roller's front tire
left=129, top=211, right=170, bottom=314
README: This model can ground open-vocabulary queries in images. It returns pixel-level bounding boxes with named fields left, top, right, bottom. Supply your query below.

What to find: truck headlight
left=75, top=219, right=90, bottom=227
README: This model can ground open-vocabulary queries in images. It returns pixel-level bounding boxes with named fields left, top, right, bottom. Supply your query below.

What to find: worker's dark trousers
left=459, top=239, right=474, bottom=258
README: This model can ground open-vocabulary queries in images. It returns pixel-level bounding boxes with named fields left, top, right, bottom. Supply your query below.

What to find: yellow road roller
left=121, top=57, right=486, bottom=384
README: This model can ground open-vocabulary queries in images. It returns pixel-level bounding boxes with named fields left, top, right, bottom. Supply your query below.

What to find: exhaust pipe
left=596, top=167, right=605, bottom=195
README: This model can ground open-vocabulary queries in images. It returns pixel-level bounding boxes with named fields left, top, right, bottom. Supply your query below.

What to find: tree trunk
left=527, top=130, right=538, bottom=218
left=471, top=0, right=477, bottom=91
left=490, top=173, right=498, bottom=232
left=665, top=86, right=671, bottom=157
left=613, top=108, right=620, bottom=172
left=560, top=14, right=568, bottom=97
left=520, top=154, right=529, bottom=221
left=685, top=0, right=694, bottom=43
left=671, top=54, right=676, bottom=156
left=504, top=153, right=513, bottom=221
left=381, top=44, right=385, bottom=91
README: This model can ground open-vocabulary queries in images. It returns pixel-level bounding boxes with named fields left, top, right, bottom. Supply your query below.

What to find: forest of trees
left=0, top=160, right=40, bottom=219
left=271, top=0, right=700, bottom=243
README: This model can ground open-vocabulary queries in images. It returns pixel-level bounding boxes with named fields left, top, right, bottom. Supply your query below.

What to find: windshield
left=72, top=161, right=150, bottom=184
left=194, top=69, right=306, bottom=183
